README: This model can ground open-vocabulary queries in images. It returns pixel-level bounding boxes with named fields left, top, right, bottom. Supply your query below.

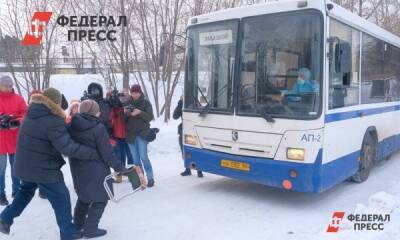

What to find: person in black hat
left=0, top=88, right=100, bottom=240
left=173, top=97, right=203, bottom=178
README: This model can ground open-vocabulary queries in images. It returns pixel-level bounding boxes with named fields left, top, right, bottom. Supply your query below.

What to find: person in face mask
left=288, top=67, right=319, bottom=95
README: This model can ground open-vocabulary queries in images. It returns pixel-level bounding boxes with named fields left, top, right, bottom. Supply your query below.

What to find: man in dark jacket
left=173, top=97, right=203, bottom=178
left=87, top=83, right=112, bottom=135
left=0, top=88, right=99, bottom=240
left=125, top=84, right=155, bottom=187
left=68, top=100, right=130, bottom=239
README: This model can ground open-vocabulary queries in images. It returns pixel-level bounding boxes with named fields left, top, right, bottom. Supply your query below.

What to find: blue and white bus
left=182, top=0, right=400, bottom=193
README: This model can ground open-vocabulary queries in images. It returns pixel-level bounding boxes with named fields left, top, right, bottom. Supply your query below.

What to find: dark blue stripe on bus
left=183, top=133, right=400, bottom=193
left=325, top=105, right=400, bottom=123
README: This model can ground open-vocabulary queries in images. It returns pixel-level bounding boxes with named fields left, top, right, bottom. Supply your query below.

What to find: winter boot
left=147, top=179, right=155, bottom=188
left=180, top=168, right=192, bottom=176
left=197, top=171, right=204, bottom=178
left=38, top=191, right=47, bottom=199
left=74, top=199, right=90, bottom=232
left=72, top=230, right=83, bottom=239
left=0, top=196, right=9, bottom=206
left=0, top=219, right=10, bottom=235
left=83, top=202, right=107, bottom=239
left=83, top=228, right=107, bottom=239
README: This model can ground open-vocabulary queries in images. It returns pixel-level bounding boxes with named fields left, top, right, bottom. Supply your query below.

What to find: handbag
left=142, top=128, right=160, bottom=142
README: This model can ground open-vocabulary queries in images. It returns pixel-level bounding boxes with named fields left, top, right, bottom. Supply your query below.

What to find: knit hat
left=43, top=88, right=62, bottom=105
left=130, top=84, right=142, bottom=94
left=0, top=76, right=13, bottom=87
left=79, top=100, right=100, bottom=117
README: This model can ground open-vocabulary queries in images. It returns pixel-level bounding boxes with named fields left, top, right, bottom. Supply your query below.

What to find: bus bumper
left=184, top=146, right=324, bottom=193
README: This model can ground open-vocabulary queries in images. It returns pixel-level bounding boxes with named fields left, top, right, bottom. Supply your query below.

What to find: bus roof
left=188, top=0, right=400, bottom=48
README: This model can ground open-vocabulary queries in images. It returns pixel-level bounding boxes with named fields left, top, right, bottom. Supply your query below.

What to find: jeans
left=128, top=137, right=154, bottom=181
left=114, top=138, right=134, bottom=165
left=0, top=154, right=20, bottom=197
left=0, top=180, right=76, bottom=240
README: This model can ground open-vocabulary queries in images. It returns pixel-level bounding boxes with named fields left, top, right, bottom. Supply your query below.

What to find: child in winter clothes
left=68, top=100, right=131, bottom=239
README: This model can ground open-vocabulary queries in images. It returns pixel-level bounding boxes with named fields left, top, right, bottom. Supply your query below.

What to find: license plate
left=221, top=159, right=250, bottom=172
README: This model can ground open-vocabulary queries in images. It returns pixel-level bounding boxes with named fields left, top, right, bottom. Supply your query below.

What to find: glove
left=117, top=167, right=135, bottom=176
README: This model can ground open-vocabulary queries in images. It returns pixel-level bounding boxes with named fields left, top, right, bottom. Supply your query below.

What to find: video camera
left=124, top=104, right=136, bottom=114
left=108, top=88, right=125, bottom=108
left=0, top=114, right=20, bottom=130
left=80, top=90, right=98, bottom=101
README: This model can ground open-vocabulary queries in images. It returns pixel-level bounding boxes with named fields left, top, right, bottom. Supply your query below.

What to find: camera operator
left=0, top=76, right=27, bottom=206
left=109, top=88, right=133, bottom=183
left=84, top=83, right=112, bottom=136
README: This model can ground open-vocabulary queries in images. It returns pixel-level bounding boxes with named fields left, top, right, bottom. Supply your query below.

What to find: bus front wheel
left=352, top=132, right=377, bottom=183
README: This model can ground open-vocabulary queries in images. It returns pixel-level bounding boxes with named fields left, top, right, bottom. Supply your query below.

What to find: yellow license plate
left=221, top=159, right=250, bottom=172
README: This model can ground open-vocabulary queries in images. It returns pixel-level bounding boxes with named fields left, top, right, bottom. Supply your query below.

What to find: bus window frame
left=183, top=19, right=241, bottom=116
left=327, top=15, right=400, bottom=112
left=235, top=9, right=325, bottom=121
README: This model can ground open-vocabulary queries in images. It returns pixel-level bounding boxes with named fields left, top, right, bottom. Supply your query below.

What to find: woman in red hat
left=124, top=84, right=155, bottom=187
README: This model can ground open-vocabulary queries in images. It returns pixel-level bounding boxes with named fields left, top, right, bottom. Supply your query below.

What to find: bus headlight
left=287, top=148, right=305, bottom=161
left=184, top=134, right=197, bottom=146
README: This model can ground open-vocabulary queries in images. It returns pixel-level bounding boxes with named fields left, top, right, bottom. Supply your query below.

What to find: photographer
left=109, top=88, right=134, bottom=183
left=0, top=76, right=27, bottom=206
left=125, top=85, right=155, bottom=187
left=84, top=83, right=112, bottom=135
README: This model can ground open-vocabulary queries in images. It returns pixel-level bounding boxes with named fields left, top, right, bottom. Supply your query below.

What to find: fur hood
left=29, top=94, right=66, bottom=118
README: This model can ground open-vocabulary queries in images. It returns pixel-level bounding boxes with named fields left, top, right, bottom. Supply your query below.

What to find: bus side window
left=329, top=19, right=360, bottom=109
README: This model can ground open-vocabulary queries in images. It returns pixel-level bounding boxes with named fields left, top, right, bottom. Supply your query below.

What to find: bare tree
left=333, top=0, right=400, bottom=36
left=0, top=0, right=68, bottom=95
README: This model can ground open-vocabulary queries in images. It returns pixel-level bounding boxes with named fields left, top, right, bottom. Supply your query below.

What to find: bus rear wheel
left=352, top=132, right=377, bottom=183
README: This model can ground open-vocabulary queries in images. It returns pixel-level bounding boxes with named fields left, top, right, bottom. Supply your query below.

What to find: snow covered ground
left=0, top=74, right=399, bottom=240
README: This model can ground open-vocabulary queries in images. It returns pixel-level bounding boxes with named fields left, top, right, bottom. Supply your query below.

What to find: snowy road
left=1, top=119, right=400, bottom=240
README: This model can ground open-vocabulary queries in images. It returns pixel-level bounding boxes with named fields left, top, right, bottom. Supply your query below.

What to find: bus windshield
left=185, top=21, right=238, bottom=112
left=239, top=11, right=323, bottom=119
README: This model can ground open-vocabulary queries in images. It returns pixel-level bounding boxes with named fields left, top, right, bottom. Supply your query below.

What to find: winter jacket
left=0, top=90, right=27, bottom=154
left=87, top=83, right=112, bottom=136
left=124, top=95, right=154, bottom=144
left=173, top=99, right=183, bottom=136
left=13, top=94, right=99, bottom=183
left=110, top=107, right=126, bottom=139
left=68, top=113, right=124, bottom=202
